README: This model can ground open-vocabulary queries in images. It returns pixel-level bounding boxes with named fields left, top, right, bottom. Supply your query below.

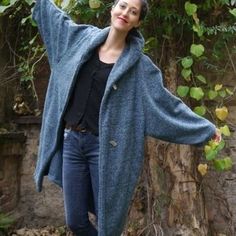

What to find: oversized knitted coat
left=33, top=0, right=216, bottom=235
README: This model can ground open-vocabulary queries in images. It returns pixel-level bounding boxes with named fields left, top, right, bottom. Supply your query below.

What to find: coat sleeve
left=142, top=62, right=216, bottom=146
left=33, top=0, right=93, bottom=67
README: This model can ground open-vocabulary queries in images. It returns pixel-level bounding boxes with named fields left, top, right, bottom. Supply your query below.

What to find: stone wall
left=0, top=133, right=26, bottom=213
left=11, top=119, right=65, bottom=228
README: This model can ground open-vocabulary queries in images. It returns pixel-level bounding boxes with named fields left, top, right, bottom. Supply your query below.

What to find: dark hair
left=113, top=0, right=149, bottom=21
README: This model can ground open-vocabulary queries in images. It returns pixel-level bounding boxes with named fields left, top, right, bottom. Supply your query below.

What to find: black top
left=63, top=50, right=114, bottom=136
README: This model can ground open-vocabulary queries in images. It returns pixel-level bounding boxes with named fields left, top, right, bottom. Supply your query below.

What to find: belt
left=65, top=124, right=88, bottom=133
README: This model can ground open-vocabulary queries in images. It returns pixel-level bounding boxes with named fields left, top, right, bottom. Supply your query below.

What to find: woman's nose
left=122, top=8, right=129, bottom=17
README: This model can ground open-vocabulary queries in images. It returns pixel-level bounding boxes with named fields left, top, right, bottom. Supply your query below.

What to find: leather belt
left=65, top=124, right=87, bottom=133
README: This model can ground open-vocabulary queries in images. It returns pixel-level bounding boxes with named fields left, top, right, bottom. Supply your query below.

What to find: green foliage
left=190, top=44, right=205, bottom=57
left=0, top=0, right=18, bottom=15
left=178, top=0, right=235, bottom=172
left=193, top=106, right=206, bottom=116
left=184, top=1, right=197, bottom=16
left=0, top=213, right=14, bottom=234
left=181, top=57, right=193, bottom=68
left=177, top=85, right=189, bottom=97
left=1, top=0, right=235, bottom=172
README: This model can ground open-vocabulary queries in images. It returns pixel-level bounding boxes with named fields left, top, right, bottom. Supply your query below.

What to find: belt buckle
left=80, top=128, right=87, bottom=133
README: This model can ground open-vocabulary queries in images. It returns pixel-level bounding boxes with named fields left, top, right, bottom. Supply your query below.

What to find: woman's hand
left=212, top=128, right=222, bottom=143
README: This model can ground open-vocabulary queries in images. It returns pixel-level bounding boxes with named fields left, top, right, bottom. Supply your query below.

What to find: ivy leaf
left=190, top=44, right=205, bottom=57
left=190, top=87, right=204, bottom=101
left=24, top=0, right=34, bottom=5
left=215, top=106, right=229, bottom=121
left=0, top=0, right=17, bottom=14
left=215, top=140, right=225, bottom=152
left=177, top=85, right=190, bottom=97
left=181, top=57, right=193, bottom=68
left=206, top=149, right=217, bottom=161
left=89, top=0, right=101, bottom=9
left=181, top=68, right=192, bottom=80
left=20, top=75, right=34, bottom=82
left=213, top=157, right=233, bottom=171
left=229, top=8, right=236, bottom=17
left=196, top=75, right=207, bottom=84
left=204, top=145, right=211, bottom=154
left=208, top=90, right=218, bottom=100
left=219, top=90, right=226, bottom=98
left=197, top=163, right=208, bottom=176
left=1, top=0, right=10, bottom=6
left=214, top=84, right=223, bottom=91
left=185, top=1, right=197, bottom=16
left=226, top=88, right=234, bottom=95
left=193, top=24, right=204, bottom=37
left=220, top=125, right=231, bottom=136
left=194, top=106, right=206, bottom=116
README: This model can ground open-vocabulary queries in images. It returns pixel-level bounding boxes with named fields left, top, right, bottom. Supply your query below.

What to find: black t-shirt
left=63, top=50, right=114, bottom=135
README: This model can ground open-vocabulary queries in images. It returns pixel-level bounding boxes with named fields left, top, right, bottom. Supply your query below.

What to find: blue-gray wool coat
left=33, top=0, right=216, bottom=235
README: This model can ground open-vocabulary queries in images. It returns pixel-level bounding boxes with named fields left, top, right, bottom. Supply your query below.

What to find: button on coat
left=33, top=1, right=216, bottom=235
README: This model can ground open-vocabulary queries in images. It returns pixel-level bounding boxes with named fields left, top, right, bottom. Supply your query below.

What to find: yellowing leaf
left=229, top=8, right=236, bottom=17
left=220, top=125, right=231, bottom=136
left=215, top=106, right=229, bottom=121
left=89, top=0, right=101, bottom=9
left=215, top=84, right=223, bottom=91
left=208, top=140, right=219, bottom=149
left=204, top=145, right=211, bottom=154
left=198, top=164, right=208, bottom=176
left=226, top=88, right=233, bottom=96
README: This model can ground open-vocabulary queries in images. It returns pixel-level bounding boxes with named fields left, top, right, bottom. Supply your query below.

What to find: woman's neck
left=103, top=27, right=127, bottom=51
left=98, top=28, right=128, bottom=64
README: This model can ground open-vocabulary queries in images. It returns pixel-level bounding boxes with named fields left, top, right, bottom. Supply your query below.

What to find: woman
left=33, top=0, right=221, bottom=235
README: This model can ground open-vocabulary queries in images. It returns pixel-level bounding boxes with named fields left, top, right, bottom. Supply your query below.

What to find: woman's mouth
left=117, top=16, right=128, bottom=23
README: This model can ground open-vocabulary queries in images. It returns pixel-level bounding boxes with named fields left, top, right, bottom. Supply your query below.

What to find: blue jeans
left=62, top=129, right=99, bottom=236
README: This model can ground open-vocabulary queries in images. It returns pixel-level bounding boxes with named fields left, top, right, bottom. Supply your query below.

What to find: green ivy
left=1, top=0, right=235, bottom=172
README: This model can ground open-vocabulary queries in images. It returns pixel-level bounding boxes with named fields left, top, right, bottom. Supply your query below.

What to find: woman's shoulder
left=138, top=54, right=161, bottom=74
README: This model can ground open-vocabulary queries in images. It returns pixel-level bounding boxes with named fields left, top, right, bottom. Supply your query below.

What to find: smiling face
left=111, top=0, right=142, bottom=33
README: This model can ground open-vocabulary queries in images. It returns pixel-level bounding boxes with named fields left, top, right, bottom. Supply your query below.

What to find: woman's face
left=111, top=0, right=141, bottom=33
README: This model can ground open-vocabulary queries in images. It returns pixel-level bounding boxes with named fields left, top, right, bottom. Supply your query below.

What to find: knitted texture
left=33, top=1, right=216, bottom=235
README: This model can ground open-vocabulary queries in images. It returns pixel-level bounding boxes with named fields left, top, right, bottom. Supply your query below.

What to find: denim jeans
left=62, top=129, right=99, bottom=236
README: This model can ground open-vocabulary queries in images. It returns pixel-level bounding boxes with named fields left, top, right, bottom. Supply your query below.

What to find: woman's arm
left=142, top=62, right=217, bottom=146
left=33, top=0, right=93, bottom=67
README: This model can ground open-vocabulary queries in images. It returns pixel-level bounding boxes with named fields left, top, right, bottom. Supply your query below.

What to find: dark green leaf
left=193, top=106, right=206, bottom=116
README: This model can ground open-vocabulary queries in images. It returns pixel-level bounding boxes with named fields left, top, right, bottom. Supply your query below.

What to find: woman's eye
left=131, top=10, right=137, bottom=15
left=119, top=4, right=126, bottom=9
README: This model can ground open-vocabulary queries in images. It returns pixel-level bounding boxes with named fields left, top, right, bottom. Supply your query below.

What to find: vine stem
left=224, top=41, right=236, bottom=76
left=30, top=50, right=46, bottom=76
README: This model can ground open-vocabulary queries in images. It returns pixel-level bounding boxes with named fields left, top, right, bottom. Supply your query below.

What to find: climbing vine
left=178, top=1, right=235, bottom=173
left=0, top=0, right=235, bottom=172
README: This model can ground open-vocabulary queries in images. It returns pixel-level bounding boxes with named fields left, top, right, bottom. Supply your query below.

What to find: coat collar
left=88, top=27, right=145, bottom=90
